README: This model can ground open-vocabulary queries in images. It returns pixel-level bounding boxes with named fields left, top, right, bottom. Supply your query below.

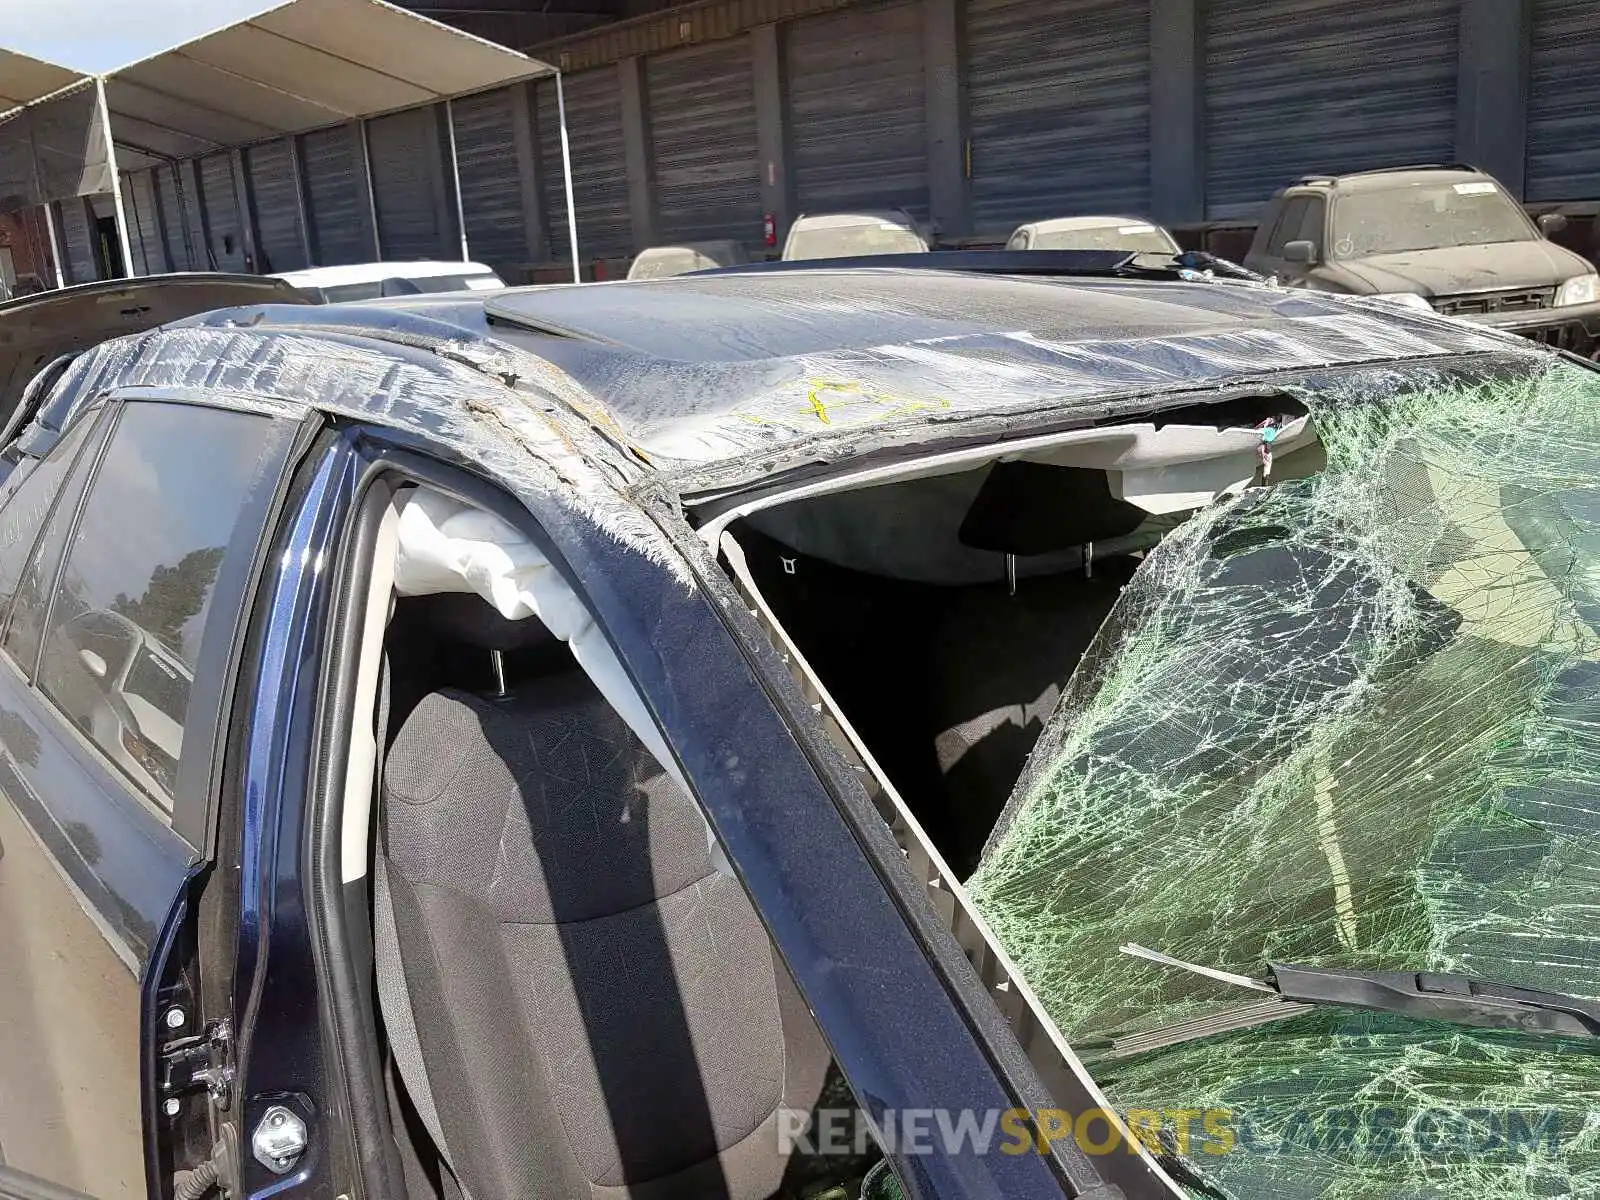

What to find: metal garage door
left=199, top=154, right=245, bottom=272
left=966, top=0, right=1150, bottom=234
left=1527, top=0, right=1600, bottom=201
left=181, top=165, right=207, bottom=272
left=245, top=139, right=308, bottom=272
left=368, top=106, right=453, bottom=262
left=156, top=165, right=198, bottom=271
left=647, top=40, right=760, bottom=247
left=786, top=1, right=928, bottom=219
left=1204, top=0, right=1460, bottom=218
left=537, top=72, right=630, bottom=263
left=57, top=198, right=97, bottom=284
left=124, top=170, right=164, bottom=274
left=451, top=88, right=530, bottom=275
left=301, top=125, right=371, bottom=267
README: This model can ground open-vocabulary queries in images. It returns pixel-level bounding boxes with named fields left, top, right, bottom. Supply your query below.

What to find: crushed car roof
left=477, top=268, right=1513, bottom=474
left=66, top=266, right=1522, bottom=497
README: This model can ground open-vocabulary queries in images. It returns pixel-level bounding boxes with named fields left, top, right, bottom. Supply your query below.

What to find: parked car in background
left=1244, top=164, right=1600, bottom=354
left=627, top=239, right=750, bottom=279
left=279, top=260, right=504, bottom=303
left=1006, top=216, right=1179, bottom=254
left=782, top=209, right=929, bottom=259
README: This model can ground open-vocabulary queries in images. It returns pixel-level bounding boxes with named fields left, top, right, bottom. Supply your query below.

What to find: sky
left=0, top=0, right=273, bottom=73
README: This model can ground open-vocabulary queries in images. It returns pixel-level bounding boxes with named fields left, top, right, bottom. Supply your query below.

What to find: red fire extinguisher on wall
left=763, top=212, right=777, bottom=251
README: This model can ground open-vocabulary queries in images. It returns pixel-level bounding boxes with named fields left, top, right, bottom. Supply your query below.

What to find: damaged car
left=1243, top=164, right=1600, bottom=356
left=0, top=256, right=1596, bottom=1200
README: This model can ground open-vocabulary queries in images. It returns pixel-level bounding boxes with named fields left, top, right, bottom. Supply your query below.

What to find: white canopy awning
left=0, top=49, right=86, bottom=118
left=104, top=0, right=555, bottom=169
left=1, top=0, right=579, bottom=282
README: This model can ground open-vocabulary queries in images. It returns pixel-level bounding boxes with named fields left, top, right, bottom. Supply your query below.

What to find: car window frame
left=1, top=391, right=309, bottom=846
left=1267, top=195, right=1314, bottom=257
left=0, top=404, right=115, bottom=651
left=1298, top=193, right=1328, bottom=258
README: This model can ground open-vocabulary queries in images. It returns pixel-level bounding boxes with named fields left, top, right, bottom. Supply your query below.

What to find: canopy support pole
left=96, top=76, right=134, bottom=278
left=444, top=99, right=470, bottom=262
left=554, top=70, right=580, bottom=283
left=360, top=119, right=382, bottom=262
left=41, top=203, right=65, bottom=289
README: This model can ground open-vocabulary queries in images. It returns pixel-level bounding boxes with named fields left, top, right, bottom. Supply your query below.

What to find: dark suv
left=1243, top=164, right=1600, bottom=354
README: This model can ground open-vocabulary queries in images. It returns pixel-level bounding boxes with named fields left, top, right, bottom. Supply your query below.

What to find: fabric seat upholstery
left=380, top=648, right=832, bottom=1199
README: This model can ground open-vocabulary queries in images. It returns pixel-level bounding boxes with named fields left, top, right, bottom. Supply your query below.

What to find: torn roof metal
left=31, top=268, right=1535, bottom=507
left=0, top=49, right=85, bottom=118
left=99, top=0, right=554, bottom=169
left=479, top=269, right=1521, bottom=481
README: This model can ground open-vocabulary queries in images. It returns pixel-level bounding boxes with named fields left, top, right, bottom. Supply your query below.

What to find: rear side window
left=1267, top=197, right=1313, bottom=255
left=0, top=407, right=108, bottom=640
left=1294, top=196, right=1326, bottom=257
left=28, top=402, right=283, bottom=809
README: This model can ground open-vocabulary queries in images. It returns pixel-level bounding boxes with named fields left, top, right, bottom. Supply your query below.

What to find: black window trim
left=1301, top=193, right=1328, bottom=256
left=0, top=391, right=308, bottom=846
left=1268, top=194, right=1314, bottom=257
left=0, top=404, right=115, bottom=654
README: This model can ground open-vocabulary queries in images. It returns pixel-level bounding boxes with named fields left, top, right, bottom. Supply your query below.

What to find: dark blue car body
left=0, top=267, right=1522, bottom=1200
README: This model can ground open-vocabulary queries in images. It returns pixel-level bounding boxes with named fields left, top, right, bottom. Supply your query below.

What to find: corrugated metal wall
left=301, top=126, right=370, bottom=266
left=367, top=106, right=454, bottom=261
left=452, top=88, right=531, bottom=274
left=647, top=40, right=761, bottom=247
left=155, top=165, right=197, bottom=271
left=124, top=170, right=164, bottom=274
left=1526, top=0, right=1600, bottom=202
left=57, top=199, right=97, bottom=283
left=199, top=154, right=246, bottom=272
left=80, top=0, right=1600, bottom=284
left=965, top=0, right=1150, bottom=234
left=1204, top=0, right=1461, bottom=218
left=180, top=166, right=207, bottom=272
left=537, top=72, right=631, bottom=261
left=245, top=139, right=308, bottom=272
left=786, top=1, right=929, bottom=218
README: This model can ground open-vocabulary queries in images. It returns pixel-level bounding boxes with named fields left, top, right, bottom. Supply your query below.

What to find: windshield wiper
left=1087, top=943, right=1600, bottom=1060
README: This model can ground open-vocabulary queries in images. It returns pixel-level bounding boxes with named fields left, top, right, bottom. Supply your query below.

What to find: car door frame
left=287, top=420, right=1175, bottom=1200
left=0, top=385, right=316, bottom=1198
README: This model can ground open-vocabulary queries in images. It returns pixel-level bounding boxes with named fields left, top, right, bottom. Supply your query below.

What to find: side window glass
left=0, top=406, right=106, bottom=634
left=1300, top=197, right=1326, bottom=258
left=32, top=402, right=280, bottom=810
left=1268, top=198, right=1311, bottom=255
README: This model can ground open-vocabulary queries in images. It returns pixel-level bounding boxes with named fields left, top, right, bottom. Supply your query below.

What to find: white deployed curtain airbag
left=392, top=491, right=684, bottom=789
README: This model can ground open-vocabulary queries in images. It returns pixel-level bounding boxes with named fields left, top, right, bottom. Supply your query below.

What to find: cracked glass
left=970, top=354, right=1600, bottom=1199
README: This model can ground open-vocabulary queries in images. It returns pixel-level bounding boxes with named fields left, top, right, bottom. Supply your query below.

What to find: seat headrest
left=408, top=592, right=562, bottom=654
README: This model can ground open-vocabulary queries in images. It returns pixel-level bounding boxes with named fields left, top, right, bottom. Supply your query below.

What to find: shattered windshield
left=970, top=355, right=1600, bottom=1198
left=1331, top=182, right=1537, bottom=257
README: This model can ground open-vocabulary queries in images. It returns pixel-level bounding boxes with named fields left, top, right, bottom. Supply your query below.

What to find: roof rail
left=1293, top=162, right=1484, bottom=184
left=697, top=248, right=1265, bottom=283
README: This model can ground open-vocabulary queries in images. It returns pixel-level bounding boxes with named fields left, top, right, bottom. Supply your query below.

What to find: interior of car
left=347, top=488, right=878, bottom=1200
left=338, top=407, right=1324, bottom=1197
left=711, top=404, right=1322, bottom=877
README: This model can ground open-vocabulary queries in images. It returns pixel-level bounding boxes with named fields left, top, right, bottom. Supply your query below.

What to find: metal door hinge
left=159, top=1018, right=235, bottom=1112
